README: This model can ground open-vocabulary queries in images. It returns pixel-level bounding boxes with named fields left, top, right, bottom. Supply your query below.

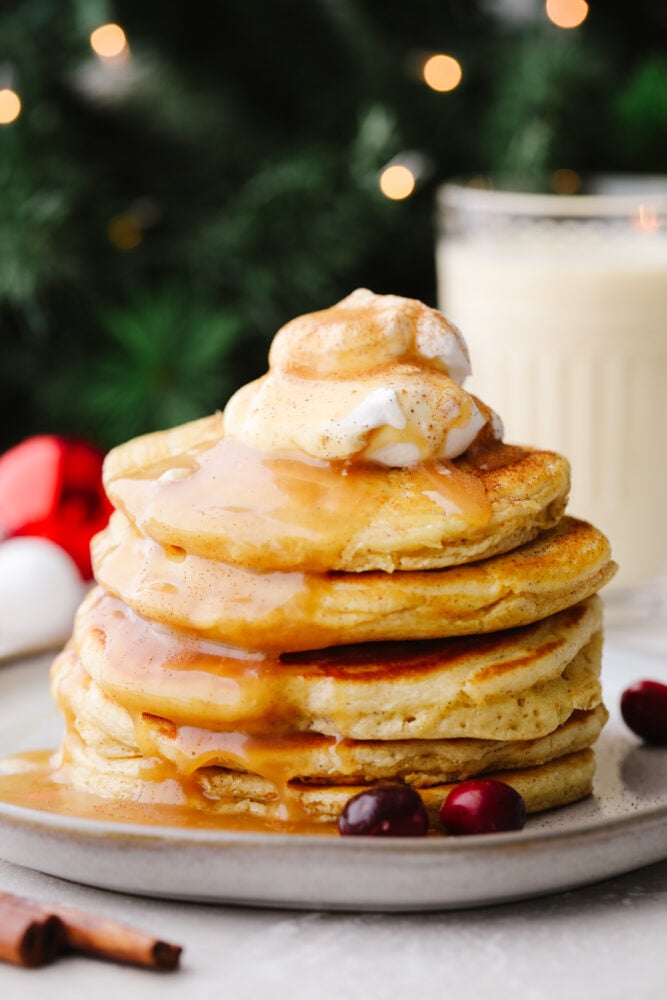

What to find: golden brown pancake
left=139, top=706, right=606, bottom=788
left=53, top=634, right=603, bottom=752
left=57, top=719, right=596, bottom=823
left=55, top=646, right=607, bottom=784
left=103, top=414, right=570, bottom=573
left=92, top=511, right=615, bottom=652
left=65, top=590, right=603, bottom=740
left=197, top=749, right=597, bottom=822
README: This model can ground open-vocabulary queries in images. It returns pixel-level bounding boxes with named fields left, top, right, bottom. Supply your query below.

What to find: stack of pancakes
left=50, top=291, right=616, bottom=827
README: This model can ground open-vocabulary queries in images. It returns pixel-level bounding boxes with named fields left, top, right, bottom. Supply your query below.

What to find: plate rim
left=0, top=781, right=666, bottom=853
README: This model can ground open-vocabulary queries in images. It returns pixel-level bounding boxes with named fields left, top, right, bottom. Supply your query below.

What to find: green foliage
left=614, top=58, right=667, bottom=165
left=0, top=0, right=664, bottom=449
left=81, top=289, right=240, bottom=444
left=482, top=31, right=608, bottom=178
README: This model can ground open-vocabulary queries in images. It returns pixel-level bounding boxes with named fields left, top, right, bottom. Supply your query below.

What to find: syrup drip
left=0, top=752, right=332, bottom=834
left=420, top=461, right=490, bottom=517
left=134, top=716, right=349, bottom=785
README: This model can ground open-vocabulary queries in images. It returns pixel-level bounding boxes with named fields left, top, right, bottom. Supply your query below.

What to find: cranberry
left=620, top=680, right=667, bottom=744
left=338, top=784, right=429, bottom=837
left=439, top=779, right=526, bottom=835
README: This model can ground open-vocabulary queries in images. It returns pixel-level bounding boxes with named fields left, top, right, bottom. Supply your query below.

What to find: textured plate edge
left=0, top=793, right=666, bottom=851
left=0, top=800, right=666, bottom=911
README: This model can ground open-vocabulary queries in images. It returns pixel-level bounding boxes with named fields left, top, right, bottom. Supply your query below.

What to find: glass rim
left=438, top=176, right=667, bottom=218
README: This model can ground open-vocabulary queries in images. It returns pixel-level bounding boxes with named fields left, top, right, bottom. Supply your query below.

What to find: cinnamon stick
left=0, top=892, right=181, bottom=971
left=52, top=903, right=182, bottom=970
left=0, top=893, right=65, bottom=967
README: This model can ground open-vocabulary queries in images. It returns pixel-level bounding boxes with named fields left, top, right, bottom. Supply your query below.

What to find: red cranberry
left=621, top=680, right=667, bottom=744
left=338, top=784, right=429, bottom=837
left=440, top=779, right=526, bottom=835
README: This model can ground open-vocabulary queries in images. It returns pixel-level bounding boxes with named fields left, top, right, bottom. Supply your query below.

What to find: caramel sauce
left=135, top=718, right=357, bottom=824
left=134, top=716, right=346, bottom=783
left=72, top=593, right=284, bottom=730
left=94, top=492, right=505, bottom=653
left=0, top=752, right=332, bottom=835
left=107, top=436, right=493, bottom=571
left=420, top=461, right=490, bottom=518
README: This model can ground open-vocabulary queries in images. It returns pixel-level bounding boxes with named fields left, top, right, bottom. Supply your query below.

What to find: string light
left=0, top=88, right=21, bottom=125
left=90, top=23, right=128, bottom=59
left=545, top=0, right=589, bottom=29
left=379, top=165, right=416, bottom=201
left=633, top=205, right=661, bottom=234
left=422, top=54, right=463, bottom=93
left=108, top=214, right=142, bottom=250
left=551, top=168, right=582, bottom=195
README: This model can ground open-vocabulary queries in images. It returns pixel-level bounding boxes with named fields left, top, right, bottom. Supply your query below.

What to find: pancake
left=65, top=591, right=603, bottom=740
left=57, top=721, right=597, bottom=823
left=103, top=413, right=571, bottom=573
left=138, top=706, right=607, bottom=788
left=55, top=647, right=607, bottom=784
left=199, top=749, right=597, bottom=822
left=53, top=635, right=603, bottom=752
left=92, top=511, right=616, bottom=652
left=43, top=291, right=616, bottom=834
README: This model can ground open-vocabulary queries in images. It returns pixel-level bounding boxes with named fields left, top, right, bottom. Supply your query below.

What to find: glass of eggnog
left=437, top=178, right=667, bottom=619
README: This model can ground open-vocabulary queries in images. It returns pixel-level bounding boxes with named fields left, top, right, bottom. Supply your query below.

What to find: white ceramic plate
left=0, top=642, right=666, bottom=911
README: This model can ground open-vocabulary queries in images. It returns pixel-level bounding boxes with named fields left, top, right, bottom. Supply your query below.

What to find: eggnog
left=437, top=185, right=667, bottom=594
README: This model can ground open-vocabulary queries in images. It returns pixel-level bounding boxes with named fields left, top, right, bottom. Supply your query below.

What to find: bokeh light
left=633, top=204, right=661, bottom=233
left=0, top=89, right=22, bottom=125
left=90, top=23, right=128, bottom=59
left=551, top=168, right=582, bottom=195
left=379, top=165, right=416, bottom=200
left=422, top=54, right=463, bottom=93
left=108, top=214, right=142, bottom=250
left=545, top=0, right=589, bottom=29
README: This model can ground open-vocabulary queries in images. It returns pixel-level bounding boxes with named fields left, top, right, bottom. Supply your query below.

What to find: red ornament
left=0, top=436, right=113, bottom=580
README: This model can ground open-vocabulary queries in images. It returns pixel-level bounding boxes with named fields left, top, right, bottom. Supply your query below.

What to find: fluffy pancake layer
left=103, top=414, right=570, bottom=573
left=53, top=643, right=602, bottom=821
left=54, top=650, right=607, bottom=787
left=51, top=584, right=606, bottom=823
left=67, top=590, right=603, bottom=741
left=56, top=715, right=597, bottom=825
left=92, top=511, right=615, bottom=652
left=198, top=749, right=597, bottom=822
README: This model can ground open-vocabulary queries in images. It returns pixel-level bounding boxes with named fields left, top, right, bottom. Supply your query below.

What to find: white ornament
left=0, top=537, right=87, bottom=661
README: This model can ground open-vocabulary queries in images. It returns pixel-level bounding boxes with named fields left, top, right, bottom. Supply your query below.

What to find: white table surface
left=1, top=854, right=666, bottom=1000
left=1, top=621, right=666, bottom=999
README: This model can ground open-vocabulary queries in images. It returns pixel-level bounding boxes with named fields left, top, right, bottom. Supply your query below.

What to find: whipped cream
left=224, top=289, right=500, bottom=466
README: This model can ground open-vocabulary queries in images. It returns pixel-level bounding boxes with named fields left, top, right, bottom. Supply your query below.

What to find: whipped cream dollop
left=224, top=289, right=501, bottom=467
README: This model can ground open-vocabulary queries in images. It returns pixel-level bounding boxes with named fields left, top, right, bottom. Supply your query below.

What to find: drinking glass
left=437, top=178, right=667, bottom=619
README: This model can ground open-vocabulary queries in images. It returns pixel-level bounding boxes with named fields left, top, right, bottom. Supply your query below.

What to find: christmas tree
left=1, top=0, right=665, bottom=449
